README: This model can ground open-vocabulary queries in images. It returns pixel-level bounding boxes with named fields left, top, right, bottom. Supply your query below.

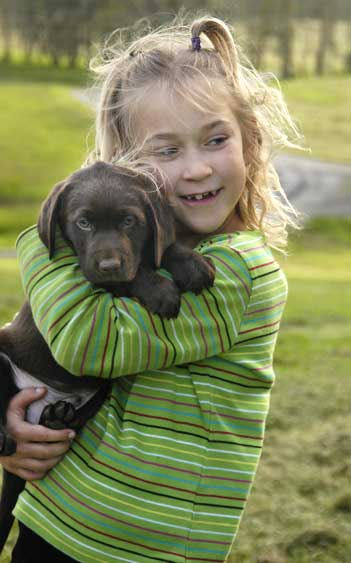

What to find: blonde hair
left=88, top=14, right=304, bottom=251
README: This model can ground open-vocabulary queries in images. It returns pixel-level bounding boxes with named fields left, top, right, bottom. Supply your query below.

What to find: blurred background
left=0, top=1, right=350, bottom=562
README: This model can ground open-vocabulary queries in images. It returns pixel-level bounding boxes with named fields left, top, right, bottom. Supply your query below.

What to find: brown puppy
left=0, top=161, right=215, bottom=551
left=38, top=161, right=215, bottom=317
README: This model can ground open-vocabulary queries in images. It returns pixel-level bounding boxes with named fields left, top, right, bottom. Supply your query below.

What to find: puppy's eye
left=121, top=215, right=136, bottom=228
left=77, top=217, right=92, bottom=231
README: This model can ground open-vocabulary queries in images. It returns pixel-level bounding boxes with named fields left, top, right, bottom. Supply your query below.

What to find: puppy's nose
left=98, top=257, right=121, bottom=273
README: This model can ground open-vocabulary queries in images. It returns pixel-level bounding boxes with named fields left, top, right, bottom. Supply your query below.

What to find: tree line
left=0, top=0, right=350, bottom=77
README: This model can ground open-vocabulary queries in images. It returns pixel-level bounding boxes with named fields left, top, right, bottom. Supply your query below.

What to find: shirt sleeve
left=17, top=226, right=252, bottom=378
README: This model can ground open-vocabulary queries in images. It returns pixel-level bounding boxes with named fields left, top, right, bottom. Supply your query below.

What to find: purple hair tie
left=191, top=36, right=201, bottom=51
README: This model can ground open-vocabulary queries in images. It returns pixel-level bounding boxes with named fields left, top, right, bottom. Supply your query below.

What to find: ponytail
left=191, top=17, right=239, bottom=82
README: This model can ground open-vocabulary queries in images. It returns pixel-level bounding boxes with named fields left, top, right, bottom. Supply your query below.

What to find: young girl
left=2, top=15, right=300, bottom=563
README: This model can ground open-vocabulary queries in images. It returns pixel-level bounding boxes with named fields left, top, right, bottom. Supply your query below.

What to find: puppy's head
left=38, top=162, right=175, bottom=285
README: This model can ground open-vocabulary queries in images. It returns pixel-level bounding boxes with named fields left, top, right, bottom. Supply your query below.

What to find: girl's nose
left=182, top=151, right=212, bottom=181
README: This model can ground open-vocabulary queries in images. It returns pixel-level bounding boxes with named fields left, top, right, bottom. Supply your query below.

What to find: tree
left=277, top=0, right=295, bottom=79
left=244, top=0, right=276, bottom=69
left=0, top=0, right=15, bottom=62
left=39, top=0, right=107, bottom=67
left=346, top=23, right=351, bottom=72
left=13, top=0, right=46, bottom=63
left=315, top=0, right=335, bottom=75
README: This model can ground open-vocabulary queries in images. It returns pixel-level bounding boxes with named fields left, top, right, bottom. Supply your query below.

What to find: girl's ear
left=142, top=185, right=176, bottom=268
left=37, top=180, right=71, bottom=258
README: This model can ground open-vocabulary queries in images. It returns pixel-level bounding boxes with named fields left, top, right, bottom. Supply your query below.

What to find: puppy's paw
left=173, top=255, right=216, bottom=294
left=139, top=279, right=181, bottom=319
left=39, top=400, right=77, bottom=430
left=0, top=431, right=17, bottom=456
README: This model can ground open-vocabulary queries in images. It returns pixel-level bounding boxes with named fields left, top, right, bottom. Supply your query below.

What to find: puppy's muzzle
left=98, top=257, right=122, bottom=274
left=87, top=251, right=138, bottom=284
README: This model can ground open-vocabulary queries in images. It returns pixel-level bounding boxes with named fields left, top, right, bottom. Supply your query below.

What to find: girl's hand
left=0, top=387, right=75, bottom=480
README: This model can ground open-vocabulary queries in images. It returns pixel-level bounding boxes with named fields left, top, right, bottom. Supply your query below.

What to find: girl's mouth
left=180, top=188, right=222, bottom=204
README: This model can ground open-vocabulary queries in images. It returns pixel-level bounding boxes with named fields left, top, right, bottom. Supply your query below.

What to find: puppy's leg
left=161, top=243, right=216, bottom=295
left=0, top=353, right=24, bottom=553
left=0, top=353, right=19, bottom=456
left=0, top=470, right=25, bottom=553
left=127, top=267, right=181, bottom=319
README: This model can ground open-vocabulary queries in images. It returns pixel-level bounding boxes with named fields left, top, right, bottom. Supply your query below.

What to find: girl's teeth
left=185, top=190, right=218, bottom=201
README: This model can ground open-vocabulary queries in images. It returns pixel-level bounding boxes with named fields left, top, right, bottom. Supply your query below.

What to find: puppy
left=0, top=161, right=215, bottom=550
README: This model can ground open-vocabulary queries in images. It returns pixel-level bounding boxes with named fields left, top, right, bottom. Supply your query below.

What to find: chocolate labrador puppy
left=0, top=161, right=215, bottom=551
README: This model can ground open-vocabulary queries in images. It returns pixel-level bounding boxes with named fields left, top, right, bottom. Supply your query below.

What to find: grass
left=0, top=218, right=350, bottom=561
left=0, top=67, right=94, bottom=249
left=0, top=59, right=89, bottom=85
left=0, top=258, right=24, bottom=325
left=281, top=75, right=351, bottom=165
left=0, top=82, right=91, bottom=204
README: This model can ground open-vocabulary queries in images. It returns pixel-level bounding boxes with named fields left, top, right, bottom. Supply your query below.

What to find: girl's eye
left=77, top=217, right=93, bottom=231
left=207, top=135, right=227, bottom=147
left=121, top=215, right=136, bottom=228
left=155, top=147, right=178, bottom=158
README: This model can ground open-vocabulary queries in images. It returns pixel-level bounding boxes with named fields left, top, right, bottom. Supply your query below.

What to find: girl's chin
left=175, top=222, right=220, bottom=246
left=175, top=213, right=244, bottom=243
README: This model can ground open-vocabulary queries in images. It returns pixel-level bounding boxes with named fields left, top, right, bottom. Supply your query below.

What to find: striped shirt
left=14, top=226, right=287, bottom=563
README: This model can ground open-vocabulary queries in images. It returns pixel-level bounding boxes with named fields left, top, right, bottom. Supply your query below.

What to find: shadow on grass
left=0, top=61, right=90, bottom=86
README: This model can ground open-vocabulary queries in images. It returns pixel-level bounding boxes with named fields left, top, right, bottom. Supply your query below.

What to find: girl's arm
left=17, top=226, right=252, bottom=378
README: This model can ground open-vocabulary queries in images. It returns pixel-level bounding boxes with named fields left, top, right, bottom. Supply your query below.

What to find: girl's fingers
left=7, top=386, right=48, bottom=417
left=12, top=423, right=75, bottom=445
left=11, top=469, right=48, bottom=481
left=3, top=454, right=63, bottom=473
left=6, top=387, right=75, bottom=443
left=1, top=455, right=64, bottom=481
left=19, top=439, right=72, bottom=459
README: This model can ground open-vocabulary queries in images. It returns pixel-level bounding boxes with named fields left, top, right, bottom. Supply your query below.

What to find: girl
left=2, top=15, right=300, bottom=563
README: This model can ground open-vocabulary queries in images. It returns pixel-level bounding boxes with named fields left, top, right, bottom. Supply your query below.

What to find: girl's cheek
left=158, top=166, right=179, bottom=195
left=147, top=158, right=175, bottom=191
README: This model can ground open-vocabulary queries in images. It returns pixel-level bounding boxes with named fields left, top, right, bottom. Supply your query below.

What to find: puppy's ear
left=142, top=188, right=176, bottom=268
left=37, top=180, right=70, bottom=258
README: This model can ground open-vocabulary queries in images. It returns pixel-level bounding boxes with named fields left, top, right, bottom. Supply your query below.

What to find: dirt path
left=275, top=154, right=351, bottom=219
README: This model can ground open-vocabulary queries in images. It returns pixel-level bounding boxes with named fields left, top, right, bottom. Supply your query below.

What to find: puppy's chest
left=12, top=362, right=97, bottom=424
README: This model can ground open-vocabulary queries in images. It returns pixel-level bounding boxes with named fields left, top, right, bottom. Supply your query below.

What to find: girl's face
left=136, top=88, right=246, bottom=245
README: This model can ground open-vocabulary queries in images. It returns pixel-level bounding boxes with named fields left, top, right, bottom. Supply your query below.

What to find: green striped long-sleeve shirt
left=14, top=226, right=287, bottom=563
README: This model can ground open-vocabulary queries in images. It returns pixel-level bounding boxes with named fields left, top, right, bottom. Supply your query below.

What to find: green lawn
left=282, top=75, right=351, bottom=165
left=0, top=69, right=93, bottom=249
left=0, top=258, right=24, bottom=325
left=0, top=220, right=350, bottom=561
